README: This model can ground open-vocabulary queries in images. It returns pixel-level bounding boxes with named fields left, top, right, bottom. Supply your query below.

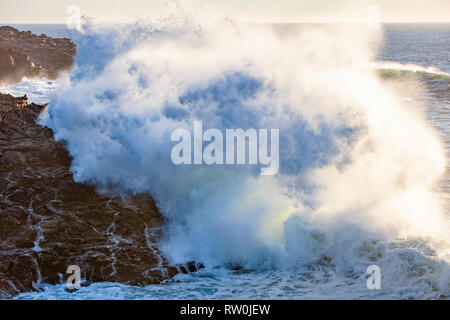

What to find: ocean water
left=2, top=21, right=450, bottom=300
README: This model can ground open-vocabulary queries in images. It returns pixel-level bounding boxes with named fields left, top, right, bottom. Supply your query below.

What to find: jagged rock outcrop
left=0, top=26, right=76, bottom=85
left=0, top=93, right=198, bottom=298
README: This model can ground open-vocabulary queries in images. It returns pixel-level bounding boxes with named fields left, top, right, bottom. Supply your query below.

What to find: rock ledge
left=0, top=93, right=193, bottom=298
left=0, top=26, right=76, bottom=85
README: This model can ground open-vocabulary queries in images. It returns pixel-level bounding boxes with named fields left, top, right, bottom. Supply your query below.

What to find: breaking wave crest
left=375, top=61, right=450, bottom=78
left=42, top=11, right=450, bottom=298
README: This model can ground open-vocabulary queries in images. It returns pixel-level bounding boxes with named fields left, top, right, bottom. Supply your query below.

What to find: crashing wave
left=41, top=11, right=450, bottom=298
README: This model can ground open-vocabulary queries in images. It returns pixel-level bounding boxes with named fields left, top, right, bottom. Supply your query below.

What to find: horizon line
left=2, top=21, right=450, bottom=25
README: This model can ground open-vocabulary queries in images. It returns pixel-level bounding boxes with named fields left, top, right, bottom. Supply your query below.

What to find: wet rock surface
left=0, top=26, right=76, bottom=85
left=0, top=93, right=198, bottom=298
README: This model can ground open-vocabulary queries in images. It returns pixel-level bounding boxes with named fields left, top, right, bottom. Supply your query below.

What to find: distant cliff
left=0, top=26, right=76, bottom=85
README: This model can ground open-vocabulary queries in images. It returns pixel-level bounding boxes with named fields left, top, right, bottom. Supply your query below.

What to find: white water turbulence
left=0, top=77, right=61, bottom=104
left=42, top=11, right=450, bottom=298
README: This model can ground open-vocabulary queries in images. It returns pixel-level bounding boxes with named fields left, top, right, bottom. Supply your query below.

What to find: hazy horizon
left=2, top=22, right=450, bottom=25
left=0, top=0, right=449, bottom=24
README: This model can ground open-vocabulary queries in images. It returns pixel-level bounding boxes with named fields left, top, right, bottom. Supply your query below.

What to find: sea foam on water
left=43, top=8, right=449, bottom=297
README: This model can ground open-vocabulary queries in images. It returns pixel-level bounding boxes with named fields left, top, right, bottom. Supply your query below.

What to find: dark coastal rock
left=0, top=26, right=76, bottom=85
left=0, top=93, right=187, bottom=298
left=167, top=262, right=205, bottom=278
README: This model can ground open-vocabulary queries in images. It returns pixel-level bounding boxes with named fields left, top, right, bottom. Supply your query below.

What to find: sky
left=0, top=0, right=449, bottom=24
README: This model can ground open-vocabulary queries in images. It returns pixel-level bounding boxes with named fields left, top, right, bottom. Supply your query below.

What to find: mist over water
left=12, top=12, right=450, bottom=298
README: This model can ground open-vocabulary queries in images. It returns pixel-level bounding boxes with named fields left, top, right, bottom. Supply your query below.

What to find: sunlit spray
left=44, top=6, right=449, bottom=294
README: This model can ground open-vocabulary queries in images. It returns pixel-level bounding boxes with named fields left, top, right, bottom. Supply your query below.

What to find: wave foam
left=42, top=11, right=449, bottom=296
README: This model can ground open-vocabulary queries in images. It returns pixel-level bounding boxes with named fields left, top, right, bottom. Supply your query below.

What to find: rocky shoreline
left=0, top=27, right=200, bottom=298
left=0, top=93, right=187, bottom=298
